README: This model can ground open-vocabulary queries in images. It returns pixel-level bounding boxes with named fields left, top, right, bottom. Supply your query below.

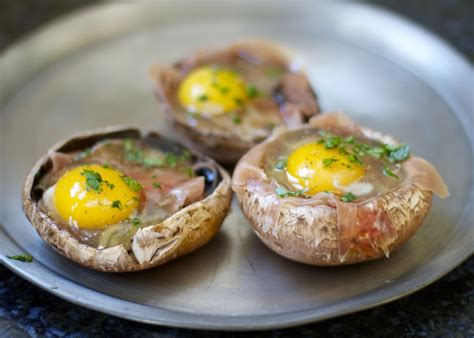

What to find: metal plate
left=0, top=0, right=472, bottom=330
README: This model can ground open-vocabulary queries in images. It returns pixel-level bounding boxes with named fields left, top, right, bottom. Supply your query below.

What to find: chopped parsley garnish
left=322, top=158, right=338, bottom=167
left=121, top=175, right=143, bottom=192
left=232, top=115, right=242, bottom=124
left=341, top=192, right=357, bottom=202
left=102, top=163, right=111, bottom=169
left=131, top=218, right=141, bottom=228
left=183, top=167, right=194, bottom=177
left=111, top=200, right=123, bottom=210
left=123, top=139, right=191, bottom=170
left=106, top=182, right=115, bottom=190
left=7, top=254, right=33, bottom=263
left=179, top=150, right=192, bottom=161
left=265, top=67, right=284, bottom=78
left=344, top=136, right=355, bottom=144
left=123, top=139, right=144, bottom=162
left=152, top=182, right=162, bottom=189
left=347, top=154, right=363, bottom=165
left=216, top=85, right=230, bottom=94
left=275, top=187, right=305, bottom=198
left=197, top=94, right=208, bottom=102
left=365, top=146, right=385, bottom=159
left=81, top=169, right=103, bottom=192
left=319, top=131, right=342, bottom=149
left=132, top=196, right=140, bottom=202
left=274, top=160, right=287, bottom=170
left=317, top=131, right=411, bottom=178
left=143, top=156, right=164, bottom=168
left=234, top=98, right=244, bottom=106
left=165, top=153, right=177, bottom=168
left=186, top=111, right=199, bottom=118
left=74, top=148, right=92, bottom=160
left=267, top=122, right=277, bottom=129
left=387, top=144, right=410, bottom=163
left=383, top=166, right=399, bottom=179
left=246, top=85, right=261, bottom=98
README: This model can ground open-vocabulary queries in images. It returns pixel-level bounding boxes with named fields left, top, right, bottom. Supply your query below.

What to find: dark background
left=1, top=0, right=473, bottom=337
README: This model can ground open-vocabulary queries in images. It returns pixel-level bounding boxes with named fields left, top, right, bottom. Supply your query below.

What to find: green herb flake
left=106, top=182, right=115, bottom=190
left=234, top=98, right=244, bottom=107
left=341, top=192, right=357, bottom=202
left=365, top=146, right=385, bottom=159
left=232, top=115, right=242, bottom=124
left=348, top=154, right=363, bottom=165
left=246, top=84, right=261, bottom=98
left=121, top=175, right=143, bottom=192
left=275, top=187, right=305, bottom=198
left=319, top=133, right=341, bottom=149
left=102, top=163, right=111, bottom=169
left=179, top=150, right=192, bottom=161
left=123, top=139, right=143, bottom=163
left=183, top=167, right=194, bottom=177
left=197, top=94, right=208, bottom=102
left=274, top=160, right=287, bottom=170
left=387, top=144, right=410, bottom=163
left=7, top=254, right=33, bottom=263
left=74, top=148, right=92, bottom=160
left=322, top=158, right=338, bottom=167
left=266, top=122, right=277, bottom=129
left=217, top=86, right=230, bottom=94
left=81, top=169, right=103, bottom=192
left=131, top=218, right=141, bottom=228
left=265, top=67, right=284, bottom=78
left=344, top=136, right=355, bottom=144
left=383, top=166, right=399, bottom=179
left=186, top=111, right=199, bottom=118
left=152, top=182, right=162, bottom=189
left=143, top=156, right=164, bottom=168
left=165, top=153, right=177, bottom=168
left=111, top=200, right=123, bottom=210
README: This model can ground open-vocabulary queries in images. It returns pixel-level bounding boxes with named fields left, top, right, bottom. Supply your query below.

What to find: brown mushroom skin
left=232, top=114, right=446, bottom=266
left=151, top=39, right=320, bottom=164
left=237, top=180, right=432, bottom=266
left=22, top=126, right=232, bottom=272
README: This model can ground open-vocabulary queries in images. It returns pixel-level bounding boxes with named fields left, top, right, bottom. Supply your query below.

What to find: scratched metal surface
left=0, top=0, right=472, bottom=330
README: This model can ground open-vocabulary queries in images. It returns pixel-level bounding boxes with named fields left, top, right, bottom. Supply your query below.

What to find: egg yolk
left=178, top=66, right=247, bottom=116
left=54, top=165, right=139, bottom=230
left=286, top=143, right=365, bottom=195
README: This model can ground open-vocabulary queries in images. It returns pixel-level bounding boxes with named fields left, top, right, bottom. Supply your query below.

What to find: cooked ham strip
left=170, top=176, right=206, bottom=209
left=404, top=157, right=449, bottom=198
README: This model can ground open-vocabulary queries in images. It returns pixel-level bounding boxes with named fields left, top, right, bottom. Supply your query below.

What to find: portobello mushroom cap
left=232, top=112, right=449, bottom=265
left=151, top=39, right=320, bottom=164
left=23, top=126, right=232, bottom=272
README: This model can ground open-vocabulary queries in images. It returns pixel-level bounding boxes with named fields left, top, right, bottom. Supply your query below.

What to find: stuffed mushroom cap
left=151, top=39, right=320, bottom=164
left=232, top=112, right=449, bottom=265
left=23, top=126, right=232, bottom=272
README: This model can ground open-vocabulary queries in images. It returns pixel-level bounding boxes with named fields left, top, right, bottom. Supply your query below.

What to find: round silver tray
left=0, top=0, right=472, bottom=330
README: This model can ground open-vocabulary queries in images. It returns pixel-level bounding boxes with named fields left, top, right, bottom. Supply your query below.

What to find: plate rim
left=0, top=0, right=473, bottom=330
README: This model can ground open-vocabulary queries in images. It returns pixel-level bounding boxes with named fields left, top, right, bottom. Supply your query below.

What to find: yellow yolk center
left=286, top=143, right=364, bottom=195
left=54, top=165, right=139, bottom=230
left=178, top=66, right=247, bottom=116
